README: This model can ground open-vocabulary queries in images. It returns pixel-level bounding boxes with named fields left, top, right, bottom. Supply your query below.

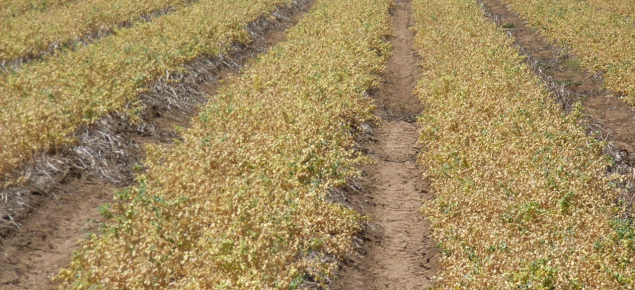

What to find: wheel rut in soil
left=334, top=0, right=439, bottom=289
left=0, top=2, right=312, bottom=289
left=480, top=0, right=635, bottom=153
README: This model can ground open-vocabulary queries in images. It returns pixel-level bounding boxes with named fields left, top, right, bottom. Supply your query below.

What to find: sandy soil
left=334, top=0, right=439, bottom=288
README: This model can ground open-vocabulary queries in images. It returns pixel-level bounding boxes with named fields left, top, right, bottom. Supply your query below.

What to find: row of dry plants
left=500, top=0, right=635, bottom=106
left=413, top=0, right=635, bottom=287
left=0, top=0, right=78, bottom=17
left=54, top=0, right=392, bottom=288
left=0, top=0, right=197, bottom=64
left=585, top=0, right=635, bottom=19
left=0, top=0, right=295, bottom=181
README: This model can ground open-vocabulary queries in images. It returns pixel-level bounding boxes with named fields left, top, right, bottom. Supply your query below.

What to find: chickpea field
left=0, top=0, right=634, bottom=289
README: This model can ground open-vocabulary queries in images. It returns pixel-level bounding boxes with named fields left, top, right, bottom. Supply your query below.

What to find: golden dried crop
left=413, top=0, right=634, bottom=287
left=0, top=0, right=77, bottom=17
left=502, top=0, right=635, bottom=106
left=55, top=0, right=392, bottom=288
left=0, top=0, right=292, bottom=180
left=0, top=0, right=195, bottom=63
left=586, top=0, right=635, bottom=19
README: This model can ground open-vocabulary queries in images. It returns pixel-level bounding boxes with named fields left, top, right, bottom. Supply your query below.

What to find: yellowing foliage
left=55, top=0, right=392, bottom=288
left=0, top=0, right=78, bottom=17
left=586, top=0, right=635, bottom=19
left=0, top=0, right=195, bottom=63
left=0, top=0, right=291, bottom=180
left=501, top=0, right=635, bottom=106
left=413, top=0, right=635, bottom=287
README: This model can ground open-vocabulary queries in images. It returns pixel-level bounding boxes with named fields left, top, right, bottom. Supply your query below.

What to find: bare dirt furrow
left=334, top=0, right=439, bottom=289
left=0, top=2, right=312, bottom=289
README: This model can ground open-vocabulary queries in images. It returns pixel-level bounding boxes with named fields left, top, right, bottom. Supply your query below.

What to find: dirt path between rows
left=334, top=0, right=439, bottom=289
left=0, top=3, right=312, bottom=289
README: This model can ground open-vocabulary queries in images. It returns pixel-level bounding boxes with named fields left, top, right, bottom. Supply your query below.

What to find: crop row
left=0, top=0, right=195, bottom=63
left=55, top=0, right=391, bottom=288
left=501, top=0, right=635, bottom=106
left=586, top=0, right=635, bottom=19
left=0, top=0, right=292, bottom=180
left=413, top=0, right=634, bottom=287
left=0, top=0, right=78, bottom=17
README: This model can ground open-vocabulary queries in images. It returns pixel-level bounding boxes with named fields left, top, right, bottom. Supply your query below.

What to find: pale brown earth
left=0, top=1, right=312, bottom=288
left=334, top=0, right=439, bottom=288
